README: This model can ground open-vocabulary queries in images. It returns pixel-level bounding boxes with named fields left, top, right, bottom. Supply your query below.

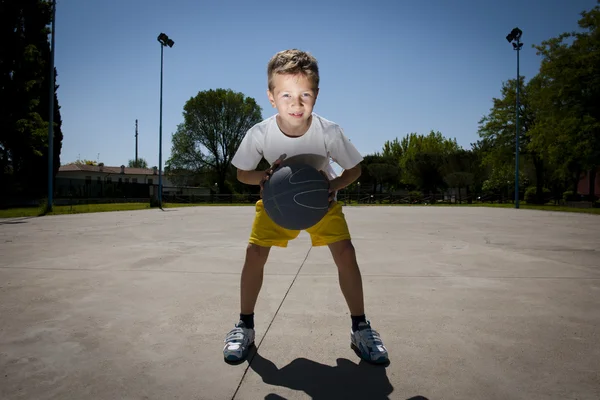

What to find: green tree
left=405, top=152, right=448, bottom=199
left=357, top=153, right=400, bottom=196
left=395, top=131, right=461, bottom=194
left=482, top=163, right=528, bottom=203
left=128, top=158, right=148, bottom=168
left=477, top=75, right=548, bottom=203
left=442, top=149, right=478, bottom=203
left=0, top=0, right=63, bottom=199
left=381, top=137, right=403, bottom=161
left=532, top=3, right=600, bottom=200
left=166, top=88, right=262, bottom=193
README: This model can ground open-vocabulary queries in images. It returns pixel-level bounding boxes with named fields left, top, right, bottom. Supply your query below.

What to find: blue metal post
left=47, top=0, right=56, bottom=212
left=158, top=44, right=164, bottom=209
left=515, top=37, right=521, bottom=209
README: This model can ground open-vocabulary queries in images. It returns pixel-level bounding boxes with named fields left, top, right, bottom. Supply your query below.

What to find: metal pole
left=135, top=119, right=138, bottom=165
left=158, top=44, right=164, bottom=209
left=47, top=0, right=56, bottom=212
left=515, top=37, right=520, bottom=209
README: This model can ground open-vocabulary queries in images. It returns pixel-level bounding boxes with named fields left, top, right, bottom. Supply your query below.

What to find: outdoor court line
left=230, top=246, right=313, bottom=400
left=1, top=265, right=599, bottom=280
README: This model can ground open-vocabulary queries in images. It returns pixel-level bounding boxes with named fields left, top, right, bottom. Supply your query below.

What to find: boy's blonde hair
left=267, top=49, right=319, bottom=92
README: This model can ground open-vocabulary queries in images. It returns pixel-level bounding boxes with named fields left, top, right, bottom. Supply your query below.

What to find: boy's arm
left=237, top=153, right=287, bottom=187
left=330, top=163, right=361, bottom=191
left=237, top=169, right=267, bottom=185
left=326, top=125, right=364, bottom=191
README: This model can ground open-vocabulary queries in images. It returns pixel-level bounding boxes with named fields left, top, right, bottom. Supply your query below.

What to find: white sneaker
left=223, top=321, right=255, bottom=362
left=350, top=321, right=389, bottom=364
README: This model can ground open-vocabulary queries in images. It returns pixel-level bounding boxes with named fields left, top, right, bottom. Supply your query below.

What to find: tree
left=381, top=137, right=403, bottom=161
left=442, top=149, right=478, bottom=203
left=395, top=131, right=461, bottom=193
left=482, top=163, right=528, bottom=203
left=532, top=3, right=600, bottom=201
left=128, top=158, right=148, bottom=168
left=405, top=152, right=447, bottom=198
left=477, top=76, right=548, bottom=203
left=358, top=153, right=400, bottom=196
left=166, top=88, right=262, bottom=193
left=0, top=0, right=63, bottom=199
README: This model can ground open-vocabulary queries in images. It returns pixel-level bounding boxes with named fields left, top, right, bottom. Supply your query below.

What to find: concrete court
left=0, top=205, right=599, bottom=400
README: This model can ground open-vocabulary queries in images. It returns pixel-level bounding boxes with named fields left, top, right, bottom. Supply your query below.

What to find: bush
left=408, top=191, right=423, bottom=203
left=525, top=186, right=550, bottom=204
left=563, top=191, right=576, bottom=202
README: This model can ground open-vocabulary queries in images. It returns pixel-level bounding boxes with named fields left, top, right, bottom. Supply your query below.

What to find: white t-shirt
left=231, top=113, right=363, bottom=181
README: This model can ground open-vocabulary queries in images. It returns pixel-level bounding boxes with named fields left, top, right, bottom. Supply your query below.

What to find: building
left=55, top=163, right=211, bottom=200
left=58, top=163, right=166, bottom=186
left=577, top=167, right=600, bottom=200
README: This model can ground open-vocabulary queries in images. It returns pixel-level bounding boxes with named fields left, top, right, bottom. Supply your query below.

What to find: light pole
left=47, top=0, right=56, bottom=212
left=506, top=27, right=523, bottom=209
left=157, top=32, right=174, bottom=209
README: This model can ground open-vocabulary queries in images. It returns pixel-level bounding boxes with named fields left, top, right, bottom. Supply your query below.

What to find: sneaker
left=223, top=320, right=255, bottom=362
left=350, top=321, right=388, bottom=364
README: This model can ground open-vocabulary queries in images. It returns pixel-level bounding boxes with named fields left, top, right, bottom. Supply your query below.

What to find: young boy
left=224, top=49, right=388, bottom=364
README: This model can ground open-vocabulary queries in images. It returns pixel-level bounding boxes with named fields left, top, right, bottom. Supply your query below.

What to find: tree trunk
left=572, top=168, right=581, bottom=196
left=533, top=156, right=545, bottom=204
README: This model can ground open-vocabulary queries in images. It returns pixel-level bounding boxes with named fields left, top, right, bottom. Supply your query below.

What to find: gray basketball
left=262, top=162, right=330, bottom=230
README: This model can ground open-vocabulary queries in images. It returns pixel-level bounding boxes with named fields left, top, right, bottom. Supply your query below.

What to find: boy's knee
left=329, top=239, right=356, bottom=259
left=246, top=243, right=270, bottom=262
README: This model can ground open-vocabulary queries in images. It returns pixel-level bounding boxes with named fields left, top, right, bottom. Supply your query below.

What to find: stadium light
left=157, top=33, right=174, bottom=209
left=506, top=27, right=523, bottom=209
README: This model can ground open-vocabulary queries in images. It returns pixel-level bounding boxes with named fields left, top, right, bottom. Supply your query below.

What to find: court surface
left=1, top=205, right=599, bottom=400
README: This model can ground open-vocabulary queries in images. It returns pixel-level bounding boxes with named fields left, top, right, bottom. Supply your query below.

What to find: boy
left=224, top=49, right=388, bottom=364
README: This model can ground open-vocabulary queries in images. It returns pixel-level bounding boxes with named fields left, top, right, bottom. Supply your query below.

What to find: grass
left=368, top=202, right=600, bottom=214
left=1, top=200, right=598, bottom=219
left=0, top=201, right=256, bottom=218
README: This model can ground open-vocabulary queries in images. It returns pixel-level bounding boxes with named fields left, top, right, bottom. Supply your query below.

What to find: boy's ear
left=267, top=89, right=276, bottom=108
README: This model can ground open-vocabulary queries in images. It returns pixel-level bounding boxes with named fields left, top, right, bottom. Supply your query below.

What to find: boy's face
left=267, top=73, right=319, bottom=132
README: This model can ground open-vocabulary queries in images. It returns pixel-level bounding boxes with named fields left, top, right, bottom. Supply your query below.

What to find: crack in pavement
left=230, top=245, right=313, bottom=400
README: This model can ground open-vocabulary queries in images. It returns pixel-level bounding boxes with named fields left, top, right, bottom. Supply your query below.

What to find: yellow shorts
left=249, top=200, right=351, bottom=247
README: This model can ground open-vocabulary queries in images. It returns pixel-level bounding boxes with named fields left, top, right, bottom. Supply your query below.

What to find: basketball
left=262, top=162, right=330, bottom=230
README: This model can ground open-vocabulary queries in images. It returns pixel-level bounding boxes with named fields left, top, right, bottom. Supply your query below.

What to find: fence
left=3, top=177, right=591, bottom=208
left=54, top=177, right=151, bottom=200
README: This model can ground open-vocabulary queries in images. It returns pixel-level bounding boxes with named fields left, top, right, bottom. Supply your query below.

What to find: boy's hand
left=319, top=170, right=337, bottom=205
left=260, top=154, right=286, bottom=198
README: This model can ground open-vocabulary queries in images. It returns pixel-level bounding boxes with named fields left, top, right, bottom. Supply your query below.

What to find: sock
left=351, top=314, right=367, bottom=332
left=240, top=313, right=254, bottom=329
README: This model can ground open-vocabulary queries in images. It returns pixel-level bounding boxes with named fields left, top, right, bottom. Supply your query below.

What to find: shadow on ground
left=0, top=216, right=35, bottom=225
left=247, top=350, right=428, bottom=400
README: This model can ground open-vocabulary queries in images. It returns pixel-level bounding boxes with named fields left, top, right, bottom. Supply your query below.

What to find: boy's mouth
left=289, top=112, right=303, bottom=118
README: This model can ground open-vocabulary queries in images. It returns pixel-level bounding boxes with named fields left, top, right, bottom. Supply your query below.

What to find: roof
left=59, top=164, right=159, bottom=175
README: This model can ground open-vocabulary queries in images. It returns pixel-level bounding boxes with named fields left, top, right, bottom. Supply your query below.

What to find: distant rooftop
left=59, top=164, right=159, bottom=175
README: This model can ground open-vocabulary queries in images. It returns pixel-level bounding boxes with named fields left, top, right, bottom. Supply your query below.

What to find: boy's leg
left=307, top=202, right=389, bottom=364
left=224, top=200, right=299, bottom=362
left=240, top=243, right=270, bottom=319
left=328, top=239, right=364, bottom=318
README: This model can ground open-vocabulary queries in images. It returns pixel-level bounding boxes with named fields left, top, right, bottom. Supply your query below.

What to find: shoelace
left=225, top=327, right=246, bottom=344
left=360, top=327, right=383, bottom=348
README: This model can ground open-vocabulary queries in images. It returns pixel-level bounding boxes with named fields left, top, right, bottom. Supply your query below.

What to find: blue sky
left=53, top=0, right=597, bottom=169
